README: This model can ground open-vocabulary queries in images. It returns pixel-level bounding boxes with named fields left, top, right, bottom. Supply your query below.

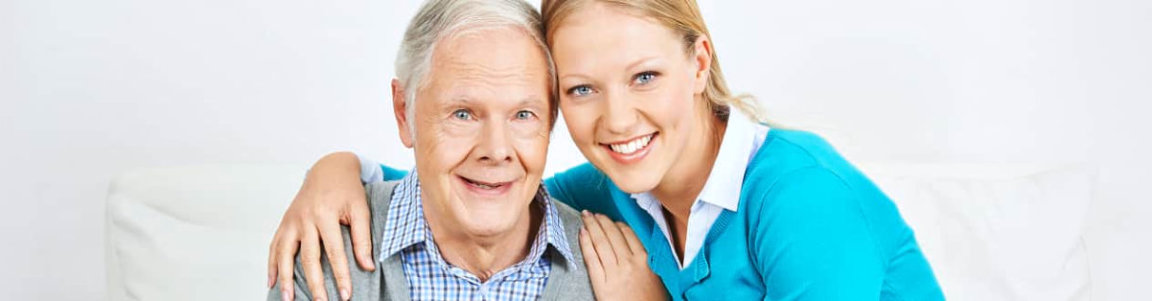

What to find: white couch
left=105, top=163, right=1095, bottom=300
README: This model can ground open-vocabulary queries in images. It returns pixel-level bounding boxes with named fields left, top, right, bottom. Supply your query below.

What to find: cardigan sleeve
left=749, top=167, right=886, bottom=300
left=544, top=163, right=620, bottom=217
left=349, top=153, right=407, bottom=182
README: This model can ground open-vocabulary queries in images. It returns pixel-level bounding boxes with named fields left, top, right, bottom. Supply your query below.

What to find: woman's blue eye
left=634, top=71, right=658, bottom=85
left=452, top=109, right=472, bottom=120
left=515, top=110, right=536, bottom=120
left=568, top=85, right=593, bottom=97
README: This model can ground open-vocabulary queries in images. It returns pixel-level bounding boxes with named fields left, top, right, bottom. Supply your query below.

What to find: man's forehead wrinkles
left=438, top=59, right=543, bottom=79
left=427, top=62, right=548, bottom=99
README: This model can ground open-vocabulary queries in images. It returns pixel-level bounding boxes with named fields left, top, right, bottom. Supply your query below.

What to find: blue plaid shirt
left=378, top=172, right=575, bottom=301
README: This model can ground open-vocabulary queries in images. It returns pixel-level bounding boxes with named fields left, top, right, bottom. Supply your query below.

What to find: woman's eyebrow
left=559, top=73, right=591, bottom=83
left=626, top=56, right=661, bottom=72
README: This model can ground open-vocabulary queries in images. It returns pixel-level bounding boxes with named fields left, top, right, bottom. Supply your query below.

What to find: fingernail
left=281, top=291, right=290, bottom=301
left=341, top=289, right=350, bottom=300
left=267, top=275, right=274, bottom=288
left=582, top=210, right=590, bottom=217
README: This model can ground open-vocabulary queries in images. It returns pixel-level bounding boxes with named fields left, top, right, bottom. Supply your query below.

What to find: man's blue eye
left=453, top=110, right=472, bottom=120
left=516, top=111, right=536, bottom=120
left=568, top=85, right=593, bottom=97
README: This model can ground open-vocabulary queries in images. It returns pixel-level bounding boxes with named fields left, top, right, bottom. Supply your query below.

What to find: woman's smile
left=600, top=132, right=658, bottom=164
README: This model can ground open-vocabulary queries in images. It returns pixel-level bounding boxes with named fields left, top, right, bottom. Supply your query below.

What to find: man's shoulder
left=365, top=180, right=403, bottom=233
left=552, top=199, right=582, bottom=224
left=541, top=198, right=596, bottom=300
left=269, top=215, right=389, bottom=300
left=366, top=180, right=402, bottom=207
left=550, top=198, right=585, bottom=245
left=270, top=181, right=401, bottom=301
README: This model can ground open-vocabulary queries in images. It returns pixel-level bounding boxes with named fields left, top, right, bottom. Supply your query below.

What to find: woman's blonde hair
left=540, top=0, right=766, bottom=124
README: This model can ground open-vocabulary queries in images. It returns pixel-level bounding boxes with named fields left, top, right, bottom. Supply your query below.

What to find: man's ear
left=691, top=36, right=713, bottom=94
left=392, top=79, right=415, bottom=148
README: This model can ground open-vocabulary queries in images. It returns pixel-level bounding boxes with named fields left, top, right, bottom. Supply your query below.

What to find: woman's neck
left=650, top=111, right=727, bottom=223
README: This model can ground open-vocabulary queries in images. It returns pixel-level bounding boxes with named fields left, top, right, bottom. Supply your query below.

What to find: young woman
left=269, top=0, right=944, bottom=300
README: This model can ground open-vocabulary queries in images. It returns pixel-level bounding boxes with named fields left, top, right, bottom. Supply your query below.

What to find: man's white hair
left=395, top=0, right=556, bottom=133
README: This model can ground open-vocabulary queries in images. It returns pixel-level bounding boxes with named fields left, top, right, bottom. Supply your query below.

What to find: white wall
left=698, top=1, right=1152, bottom=299
left=2, top=0, right=1149, bottom=299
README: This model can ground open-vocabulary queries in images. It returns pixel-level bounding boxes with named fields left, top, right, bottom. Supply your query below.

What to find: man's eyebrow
left=516, top=97, right=547, bottom=108
left=441, top=96, right=546, bottom=108
left=446, top=96, right=473, bottom=104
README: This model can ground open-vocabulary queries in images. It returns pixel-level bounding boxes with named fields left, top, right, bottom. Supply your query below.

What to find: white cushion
left=105, top=164, right=305, bottom=301
left=104, top=163, right=1094, bottom=300
left=860, top=163, right=1095, bottom=300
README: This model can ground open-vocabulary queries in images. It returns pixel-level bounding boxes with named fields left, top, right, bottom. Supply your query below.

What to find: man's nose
left=476, top=119, right=513, bottom=164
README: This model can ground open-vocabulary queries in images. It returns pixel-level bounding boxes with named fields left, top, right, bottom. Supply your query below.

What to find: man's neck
left=425, top=202, right=544, bottom=282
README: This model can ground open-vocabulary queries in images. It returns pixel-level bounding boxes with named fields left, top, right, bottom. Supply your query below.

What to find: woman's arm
left=545, top=163, right=621, bottom=216
left=749, top=168, right=885, bottom=300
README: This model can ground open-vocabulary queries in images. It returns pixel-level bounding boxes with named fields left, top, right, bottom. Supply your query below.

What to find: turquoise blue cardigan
left=381, top=129, right=943, bottom=300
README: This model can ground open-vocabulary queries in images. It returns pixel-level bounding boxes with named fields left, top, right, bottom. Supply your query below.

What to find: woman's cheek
left=560, top=103, right=599, bottom=145
left=652, top=88, right=693, bottom=126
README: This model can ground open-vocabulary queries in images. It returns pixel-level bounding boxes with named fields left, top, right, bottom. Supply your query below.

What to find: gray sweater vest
left=269, top=181, right=595, bottom=300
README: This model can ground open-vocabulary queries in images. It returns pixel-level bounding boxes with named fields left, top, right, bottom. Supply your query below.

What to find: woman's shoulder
left=743, top=128, right=855, bottom=187
left=741, top=128, right=913, bottom=251
left=740, top=128, right=884, bottom=218
left=546, top=162, right=611, bottom=191
left=757, top=128, right=844, bottom=166
left=544, top=163, right=617, bottom=213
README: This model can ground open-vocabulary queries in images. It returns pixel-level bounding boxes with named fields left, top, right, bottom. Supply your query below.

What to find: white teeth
left=609, top=134, right=652, bottom=155
left=465, top=178, right=499, bottom=189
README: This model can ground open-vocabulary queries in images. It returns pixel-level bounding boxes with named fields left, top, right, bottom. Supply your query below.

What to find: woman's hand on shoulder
left=267, top=152, right=373, bottom=301
left=579, top=211, right=668, bottom=301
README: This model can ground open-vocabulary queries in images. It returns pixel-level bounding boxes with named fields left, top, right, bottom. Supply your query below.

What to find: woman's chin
left=604, top=170, right=661, bottom=194
left=587, top=148, right=665, bottom=194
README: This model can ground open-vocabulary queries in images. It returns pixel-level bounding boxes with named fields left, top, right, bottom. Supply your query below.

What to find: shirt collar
left=630, top=109, right=765, bottom=212
left=698, top=108, right=761, bottom=211
left=378, top=171, right=575, bottom=267
left=379, top=172, right=426, bottom=260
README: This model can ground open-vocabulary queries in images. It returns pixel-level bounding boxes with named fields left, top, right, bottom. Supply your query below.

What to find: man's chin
left=457, top=213, right=526, bottom=239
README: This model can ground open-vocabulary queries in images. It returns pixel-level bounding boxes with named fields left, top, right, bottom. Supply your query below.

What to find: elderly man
left=267, top=0, right=593, bottom=300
